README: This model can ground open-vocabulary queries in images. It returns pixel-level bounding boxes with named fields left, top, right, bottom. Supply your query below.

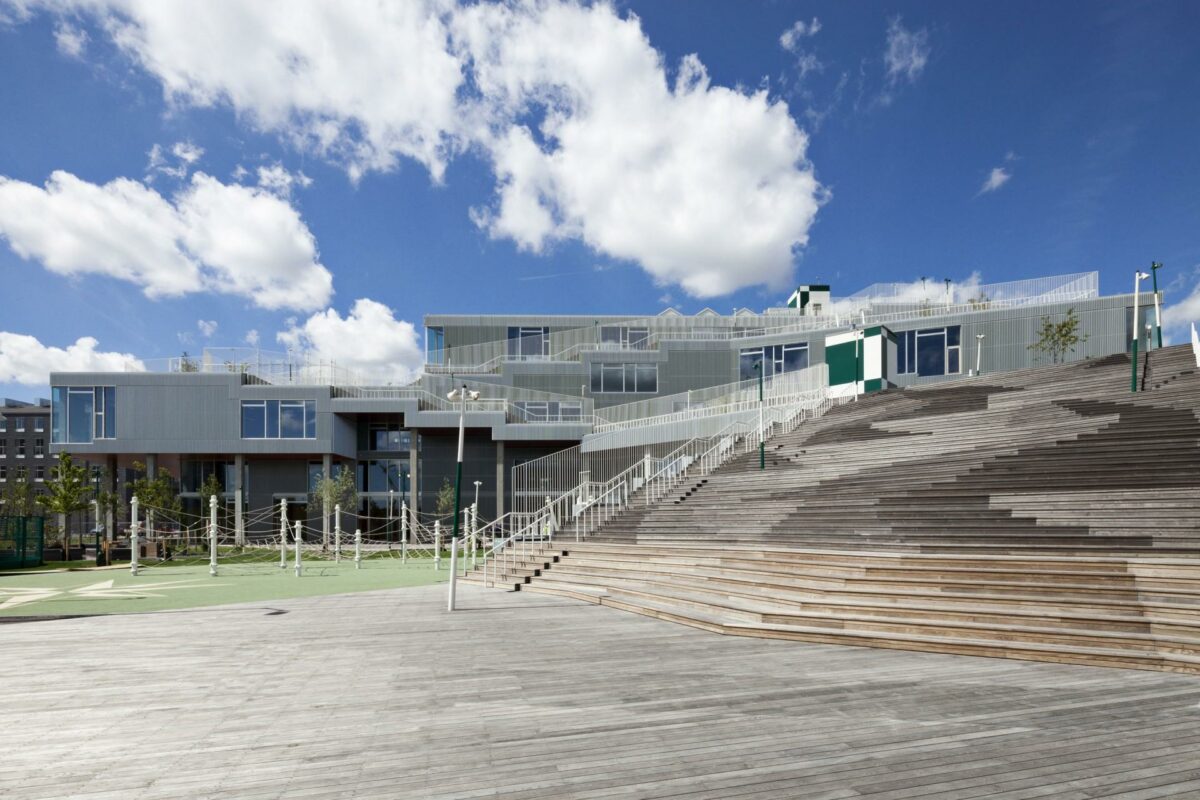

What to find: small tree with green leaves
left=310, top=466, right=357, bottom=548
left=1028, top=307, right=1089, bottom=364
left=129, top=461, right=181, bottom=540
left=1, top=466, right=39, bottom=517
left=435, top=477, right=456, bottom=520
left=37, top=453, right=92, bottom=552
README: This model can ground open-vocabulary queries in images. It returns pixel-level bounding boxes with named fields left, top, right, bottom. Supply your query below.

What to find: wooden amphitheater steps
left=475, top=543, right=1200, bottom=674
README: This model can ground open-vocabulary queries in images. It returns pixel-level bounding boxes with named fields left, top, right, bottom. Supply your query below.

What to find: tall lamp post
left=1132, top=270, right=1150, bottom=392
left=975, top=334, right=986, bottom=376
left=1150, top=262, right=1163, bottom=349
left=446, top=385, right=479, bottom=611
left=754, top=361, right=764, bottom=470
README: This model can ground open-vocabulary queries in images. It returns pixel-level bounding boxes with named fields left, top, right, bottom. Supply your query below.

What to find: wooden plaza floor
left=2, top=582, right=1199, bottom=800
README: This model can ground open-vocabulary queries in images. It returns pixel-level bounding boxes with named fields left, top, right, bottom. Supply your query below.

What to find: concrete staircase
left=465, top=345, right=1200, bottom=673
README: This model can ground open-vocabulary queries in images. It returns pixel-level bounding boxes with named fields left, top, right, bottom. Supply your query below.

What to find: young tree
left=37, top=453, right=92, bottom=552
left=128, top=461, right=181, bottom=541
left=1028, top=307, right=1089, bottom=364
left=1, top=466, right=39, bottom=517
left=435, top=477, right=456, bottom=519
left=309, top=466, right=357, bottom=549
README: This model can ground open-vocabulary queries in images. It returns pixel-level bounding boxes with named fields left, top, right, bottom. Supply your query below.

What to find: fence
left=0, top=516, right=45, bottom=569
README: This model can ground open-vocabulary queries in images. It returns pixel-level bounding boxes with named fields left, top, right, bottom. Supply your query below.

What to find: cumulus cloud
left=197, top=319, right=217, bottom=338
left=172, top=140, right=203, bottom=164
left=146, top=141, right=203, bottom=181
left=53, top=20, right=87, bottom=57
left=455, top=2, right=825, bottom=297
left=277, top=298, right=424, bottom=385
left=0, top=332, right=144, bottom=385
left=244, top=329, right=260, bottom=347
left=15, top=0, right=827, bottom=299
left=979, top=167, right=1011, bottom=194
left=884, top=17, right=930, bottom=86
left=0, top=170, right=333, bottom=310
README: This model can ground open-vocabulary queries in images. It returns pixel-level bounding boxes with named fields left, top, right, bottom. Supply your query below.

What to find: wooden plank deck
left=2, top=583, right=1198, bottom=800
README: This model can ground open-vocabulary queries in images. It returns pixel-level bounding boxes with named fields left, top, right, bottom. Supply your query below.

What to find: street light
left=473, top=480, right=482, bottom=510
left=754, top=361, right=764, bottom=470
left=975, top=334, right=986, bottom=376
left=445, top=385, right=479, bottom=612
left=1132, top=270, right=1150, bottom=392
left=1150, top=262, right=1164, bottom=349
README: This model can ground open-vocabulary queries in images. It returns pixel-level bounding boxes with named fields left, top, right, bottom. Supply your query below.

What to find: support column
left=321, top=453, right=332, bottom=550
left=409, top=434, right=420, bottom=514
left=234, top=454, right=245, bottom=546
left=495, top=440, right=505, bottom=520
left=145, top=454, right=157, bottom=478
left=105, top=455, right=117, bottom=543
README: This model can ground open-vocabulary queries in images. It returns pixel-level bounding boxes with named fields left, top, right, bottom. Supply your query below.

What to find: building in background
left=47, top=271, right=1158, bottom=532
left=0, top=397, right=54, bottom=511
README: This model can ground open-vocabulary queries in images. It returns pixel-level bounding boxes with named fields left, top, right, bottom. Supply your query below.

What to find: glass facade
left=426, top=326, right=444, bottom=364
left=739, top=342, right=808, bottom=381
left=599, top=326, right=650, bottom=349
left=590, top=362, right=658, bottom=393
left=366, top=423, right=411, bottom=452
left=51, top=386, right=115, bottom=444
left=897, top=326, right=962, bottom=377
left=507, top=326, right=550, bottom=358
left=241, top=399, right=317, bottom=439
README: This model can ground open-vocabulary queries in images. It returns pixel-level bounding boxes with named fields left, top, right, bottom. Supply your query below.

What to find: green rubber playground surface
left=0, top=557, right=450, bottom=617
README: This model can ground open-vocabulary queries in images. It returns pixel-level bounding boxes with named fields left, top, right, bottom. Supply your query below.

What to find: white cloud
left=884, top=17, right=930, bottom=85
left=1162, top=267, right=1200, bottom=343
left=197, top=319, right=217, bottom=337
left=257, top=163, right=313, bottom=198
left=172, top=140, right=204, bottom=164
left=277, top=298, right=423, bottom=385
left=244, top=329, right=260, bottom=347
left=0, top=332, right=144, bottom=385
left=979, top=166, right=1011, bottom=194
left=17, top=1, right=827, bottom=299
left=0, top=170, right=333, bottom=310
left=455, top=2, right=825, bottom=297
left=53, top=20, right=88, bottom=58
left=779, top=17, right=821, bottom=52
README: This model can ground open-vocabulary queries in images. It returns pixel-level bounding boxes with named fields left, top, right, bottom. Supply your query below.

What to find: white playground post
left=354, top=529, right=362, bottom=570
left=434, top=520, right=442, bottom=571
left=447, top=535, right=458, bottom=612
left=129, top=496, right=140, bottom=576
left=470, top=503, right=478, bottom=570
left=334, top=504, right=342, bottom=563
left=279, top=498, right=289, bottom=569
left=293, top=520, right=303, bottom=577
left=209, top=494, right=219, bottom=577
left=234, top=488, right=245, bottom=546
left=401, top=501, right=408, bottom=563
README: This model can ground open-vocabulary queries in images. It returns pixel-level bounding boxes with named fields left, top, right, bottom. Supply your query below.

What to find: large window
left=507, top=326, right=550, bottom=358
left=15, top=416, right=25, bottom=432
left=739, top=342, right=809, bottom=381
left=241, top=399, right=317, bottom=439
left=52, top=386, right=115, bottom=444
left=599, top=326, right=650, bottom=350
left=356, top=459, right=409, bottom=494
left=898, top=326, right=962, bottom=377
left=512, top=400, right=583, bottom=423
left=0, top=417, right=6, bottom=432
left=426, top=326, right=445, bottom=364
left=367, top=424, right=412, bottom=452
left=34, top=417, right=45, bottom=432
left=590, top=362, right=658, bottom=393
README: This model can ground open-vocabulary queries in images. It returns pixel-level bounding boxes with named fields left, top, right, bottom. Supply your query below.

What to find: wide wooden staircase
left=465, top=345, right=1200, bottom=673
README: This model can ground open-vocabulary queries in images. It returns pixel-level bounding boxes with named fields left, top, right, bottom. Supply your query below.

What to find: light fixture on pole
left=975, top=334, right=986, bottom=376
left=1150, top=262, right=1163, bottom=349
left=446, top=385, right=480, bottom=612
left=1131, top=271, right=1150, bottom=392
left=473, top=480, right=482, bottom=509
left=754, top=360, right=764, bottom=470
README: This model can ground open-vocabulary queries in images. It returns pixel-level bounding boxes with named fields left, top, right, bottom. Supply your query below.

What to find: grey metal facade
left=47, top=275, right=1155, bottom=523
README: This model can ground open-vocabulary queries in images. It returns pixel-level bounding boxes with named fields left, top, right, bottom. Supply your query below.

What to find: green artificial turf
left=0, top=556, right=455, bottom=617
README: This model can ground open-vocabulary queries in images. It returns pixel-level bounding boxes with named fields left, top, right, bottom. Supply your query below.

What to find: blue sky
left=0, top=1, right=1198, bottom=397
